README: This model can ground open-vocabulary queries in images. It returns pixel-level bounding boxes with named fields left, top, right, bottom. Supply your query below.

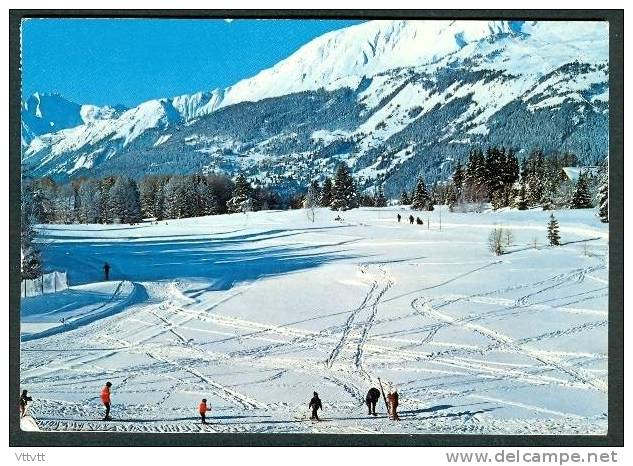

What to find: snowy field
left=20, top=206, right=609, bottom=434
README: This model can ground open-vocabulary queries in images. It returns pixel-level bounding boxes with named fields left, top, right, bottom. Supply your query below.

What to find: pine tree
left=400, top=190, right=410, bottom=205
left=411, top=177, right=430, bottom=210
left=319, top=177, right=333, bottom=207
left=154, top=179, right=167, bottom=221
left=525, top=150, right=547, bottom=206
left=464, top=148, right=486, bottom=201
left=195, top=180, right=218, bottom=216
left=139, top=177, right=158, bottom=218
left=24, top=179, right=52, bottom=223
left=515, top=180, right=528, bottom=211
left=374, top=185, right=388, bottom=207
left=452, top=161, right=465, bottom=198
left=304, top=182, right=319, bottom=222
left=21, top=180, right=42, bottom=279
left=490, top=189, right=505, bottom=210
left=77, top=179, right=102, bottom=223
left=108, top=177, right=142, bottom=223
left=496, top=148, right=519, bottom=208
left=445, top=183, right=458, bottom=211
left=54, top=182, right=78, bottom=224
left=163, top=176, right=194, bottom=219
left=309, top=180, right=321, bottom=204
left=484, top=147, right=504, bottom=199
left=330, top=164, right=357, bottom=211
left=569, top=171, right=593, bottom=209
left=598, top=168, right=608, bottom=223
left=547, top=214, right=561, bottom=246
left=99, top=177, right=116, bottom=224
left=541, top=178, right=556, bottom=211
left=227, top=173, right=253, bottom=213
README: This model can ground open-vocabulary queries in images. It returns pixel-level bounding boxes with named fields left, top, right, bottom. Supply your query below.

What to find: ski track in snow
left=20, top=207, right=608, bottom=434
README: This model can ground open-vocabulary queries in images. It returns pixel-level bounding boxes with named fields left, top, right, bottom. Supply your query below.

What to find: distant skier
left=101, top=381, right=112, bottom=421
left=309, top=391, right=322, bottom=421
left=199, top=398, right=210, bottom=424
left=365, top=387, right=381, bottom=416
left=397, top=214, right=401, bottom=223
left=19, top=389, right=32, bottom=418
left=103, top=262, right=111, bottom=281
left=409, top=215, right=414, bottom=225
left=387, top=387, right=400, bottom=420
left=416, top=217, right=423, bottom=225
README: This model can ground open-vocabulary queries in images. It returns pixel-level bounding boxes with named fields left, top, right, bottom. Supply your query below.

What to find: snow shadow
left=399, top=404, right=454, bottom=415
left=40, top=227, right=361, bottom=288
left=21, top=283, right=149, bottom=342
left=20, top=287, right=117, bottom=318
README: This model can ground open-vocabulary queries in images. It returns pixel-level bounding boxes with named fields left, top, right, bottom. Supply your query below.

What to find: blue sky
left=21, top=18, right=364, bottom=108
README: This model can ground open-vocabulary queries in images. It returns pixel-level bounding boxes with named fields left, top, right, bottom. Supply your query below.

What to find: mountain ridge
left=22, top=20, right=609, bottom=195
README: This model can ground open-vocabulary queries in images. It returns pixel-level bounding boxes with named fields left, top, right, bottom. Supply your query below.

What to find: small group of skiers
left=20, top=382, right=400, bottom=425
left=309, top=385, right=400, bottom=422
left=365, top=385, right=399, bottom=420
left=396, top=213, right=423, bottom=226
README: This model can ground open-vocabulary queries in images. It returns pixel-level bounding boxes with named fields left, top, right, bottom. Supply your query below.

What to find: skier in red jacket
left=101, top=382, right=112, bottom=421
left=199, top=398, right=210, bottom=424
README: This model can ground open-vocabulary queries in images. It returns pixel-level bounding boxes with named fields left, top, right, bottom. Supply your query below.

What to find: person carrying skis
left=397, top=213, right=401, bottom=223
left=387, top=387, right=400, bottom=420
left=309, top=391, right=322, bottom=421
left=199, top=398, right=210, bottom=424
left=19, top=389, right=33, bottom=418
left=365, top=387, right=381, bottom=416
left=103, top=262, right=111, bottom=281
left=101, top=381, right=112, bottom=420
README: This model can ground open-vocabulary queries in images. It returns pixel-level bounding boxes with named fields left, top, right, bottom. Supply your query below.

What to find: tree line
left=24, top=146, right=609, bottom=228
left=301, top=163, right=388, bottom=212
left=24, top=173, right=294, bottom=225
left=395, top=147, right=607, bottom=222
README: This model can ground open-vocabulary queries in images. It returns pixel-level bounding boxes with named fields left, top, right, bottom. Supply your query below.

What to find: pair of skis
left=378, top=377, right=399, bottom=420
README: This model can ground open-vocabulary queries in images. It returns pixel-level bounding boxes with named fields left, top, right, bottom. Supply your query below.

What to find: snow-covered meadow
left=20, top=206, right=608, bottom=434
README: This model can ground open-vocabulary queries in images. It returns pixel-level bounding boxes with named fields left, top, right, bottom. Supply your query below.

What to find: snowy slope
left=21, top=206, right=608, bottom=434
left=22, top=20, right=609, bottom=189
left=218, top=20, right=515, bottom=106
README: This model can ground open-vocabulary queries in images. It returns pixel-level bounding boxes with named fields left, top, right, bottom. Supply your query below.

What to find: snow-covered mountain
left=21, top=92, right=127, bottom=147
left=22, top=20, right=609, bottom=194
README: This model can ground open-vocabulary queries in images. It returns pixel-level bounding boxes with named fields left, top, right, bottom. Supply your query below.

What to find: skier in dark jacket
left=309, top=392, right=322, bottom=421
left=19, top=390, right=33, bottom=418
left=409, top=215, right=414, bottom=224
left=397, top=214, right=401, bottom=223
left=365, top=387, right=381, bottom=416
left=416, top=217, right=423, bottom=225
left=103, top=262, right=111, bottom=281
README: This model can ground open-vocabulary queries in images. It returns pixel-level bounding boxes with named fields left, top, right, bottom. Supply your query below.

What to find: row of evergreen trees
left=25, top=148, right=609, bottom=226
left=444, top=147, right=607, bottom=214
left=301, top=163, right=390, bottom=211
left=394, top=147, right=607, bottom=222
left=26, top=172, right=290, bottom=225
